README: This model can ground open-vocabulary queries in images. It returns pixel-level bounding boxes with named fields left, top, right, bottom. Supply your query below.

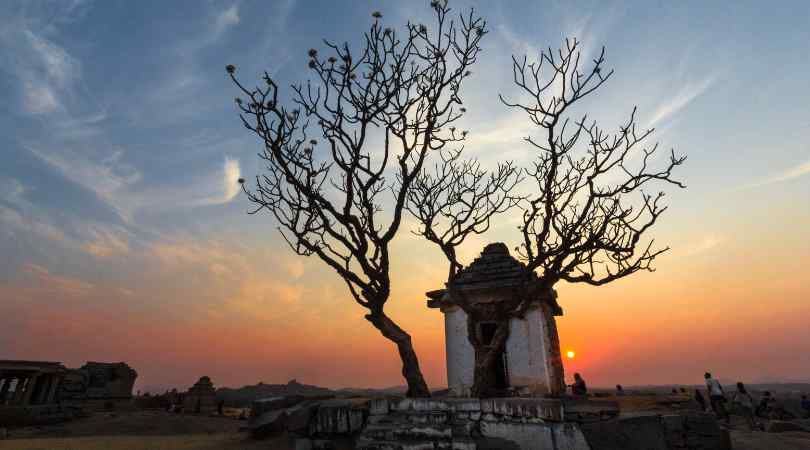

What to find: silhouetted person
left=695, top=389, right=707, bottom=412
left=615, top=384, right=625, bottom=396
left=756, top=391, right=772, bottom=418
left=732, top=382, right=755, bottom=430
left=570, top=373, right=587, bottom=396
left=801, top=395, right=810, bottom=419
left=218, top=399, right=225, bottom=416
left=705, top=372, right=728, bottom=423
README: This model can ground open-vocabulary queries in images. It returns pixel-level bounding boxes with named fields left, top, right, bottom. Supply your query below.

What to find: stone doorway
left=480, top=322, right=509, bottom=389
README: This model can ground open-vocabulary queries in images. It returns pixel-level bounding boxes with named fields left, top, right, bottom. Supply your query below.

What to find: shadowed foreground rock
left=246, top=395, right=736, bottom=450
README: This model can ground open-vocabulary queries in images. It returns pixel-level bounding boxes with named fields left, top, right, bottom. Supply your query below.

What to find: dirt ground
left=0, top=410, right=290, bottom=450
left=1, top=407, right=809, bottom=449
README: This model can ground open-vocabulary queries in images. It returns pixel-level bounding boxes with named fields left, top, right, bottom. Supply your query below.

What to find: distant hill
left=216, top=379, right=335, bottom=406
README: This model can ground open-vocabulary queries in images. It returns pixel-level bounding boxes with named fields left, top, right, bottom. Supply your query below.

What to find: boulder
left=287, top=401, right=321, bottom=434
left=249, top=408, right=288, bottom=438
left=766, top=420, right=809, bottom=433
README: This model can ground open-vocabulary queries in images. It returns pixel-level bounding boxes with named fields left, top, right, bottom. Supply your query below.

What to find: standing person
left=732, top=382, right=756, bottom=430
left=705, top=372, right=728, bottom=423
left=570, top=373, right=588, bottom=396
left=695, top=389, right=708, bottom=412
left=615, top=384, right=625, bottom=396
left=801, top=395, right=810, bottom=419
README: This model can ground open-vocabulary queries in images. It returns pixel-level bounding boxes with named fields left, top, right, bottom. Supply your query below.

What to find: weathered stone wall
left=506, top=307, right=553, bottom=395
left=444, top=305, right=475, bottom=396
left=255, top=395, right=731, bottom=450
left=443, top=303, right=556, bottom=397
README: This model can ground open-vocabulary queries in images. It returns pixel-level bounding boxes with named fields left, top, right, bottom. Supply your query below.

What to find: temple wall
left=506, top=307, right=552, bottom=395
left=443, top=304, right=554, bottom=396
left=443, top=306, right=474, bottom=396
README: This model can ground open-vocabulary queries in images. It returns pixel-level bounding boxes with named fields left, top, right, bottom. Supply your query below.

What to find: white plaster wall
left=506, top=306, right=552, bottom=394
left=443, top=306, right=474, bottom=396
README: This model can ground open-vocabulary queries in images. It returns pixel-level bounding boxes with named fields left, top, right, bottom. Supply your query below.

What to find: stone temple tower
left=425, top=243, right=565, bottom=397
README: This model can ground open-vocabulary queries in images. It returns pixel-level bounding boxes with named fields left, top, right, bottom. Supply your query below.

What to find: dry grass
left=0, top=433, right=289, bottom=450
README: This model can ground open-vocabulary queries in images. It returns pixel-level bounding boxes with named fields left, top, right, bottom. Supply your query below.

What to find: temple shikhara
left=426, top=243, right=565, bottom=397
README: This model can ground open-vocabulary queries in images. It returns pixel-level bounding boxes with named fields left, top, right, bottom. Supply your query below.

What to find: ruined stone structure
left=0, top=360, right=137, bottom=425
left=80, top=362, right=138, bottom=401
left=426, top=243, right=565, bottom=397
left=183, top=376, right=217, bottom=414
left=249, top=395, right=730, bottom=450
left=0, top=361, right=66, bottom=407
left=0, top=360, right=69, bottom=426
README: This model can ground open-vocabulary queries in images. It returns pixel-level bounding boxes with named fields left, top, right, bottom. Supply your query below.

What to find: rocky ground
left=0, top=397, right=808, bottom=449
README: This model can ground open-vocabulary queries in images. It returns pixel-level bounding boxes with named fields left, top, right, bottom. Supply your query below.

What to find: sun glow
left=566, top=350, right=576, bottom=359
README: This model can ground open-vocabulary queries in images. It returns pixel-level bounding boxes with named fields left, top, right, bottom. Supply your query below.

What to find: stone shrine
left=183, top=376, right=217, bottom=413
left=426, top=243, right=565, bottom=397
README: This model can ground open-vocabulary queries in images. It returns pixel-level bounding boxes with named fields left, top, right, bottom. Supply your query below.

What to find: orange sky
left=2, top=189, right=809, bottom=393
left=1, top=0, right=809, bottom=394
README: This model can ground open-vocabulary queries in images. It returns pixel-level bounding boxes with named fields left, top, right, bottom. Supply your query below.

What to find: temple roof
left=449, top=242, right=535, bottom=292
left=425, top=242, right=563, bottom=316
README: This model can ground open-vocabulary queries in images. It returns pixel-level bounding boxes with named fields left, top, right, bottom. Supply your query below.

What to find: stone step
left=356, top=437, right=477, bottom=450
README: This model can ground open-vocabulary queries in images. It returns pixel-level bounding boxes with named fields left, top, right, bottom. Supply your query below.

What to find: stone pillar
left=541, top=304, right=566, bottom=396
left=12, top=376, right=29, bottom=405
left=21, top=374, right=39, bottom=405
left=46, top=375, right=62, bottom=404
left=36, top=375, right=53, bottom=404
left=0, top=377, right=10, bottom=404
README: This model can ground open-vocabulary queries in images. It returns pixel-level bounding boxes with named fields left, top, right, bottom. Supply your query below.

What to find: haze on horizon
left=1, top=0, right=809, bottom=394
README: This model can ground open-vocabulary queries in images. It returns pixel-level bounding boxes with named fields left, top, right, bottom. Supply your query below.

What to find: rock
left=310, top=398, right=370, bottom=435
left=766, top=420, right=809, bottom=433
left=370, top=398, right=390, bottom=416
left=251, top=395, right=306, bottom=417
left=183, top=376, right=217, bottom=414
left=287, top=401, right=321, bottom=434
left=249, top=408, right=287, bottom=438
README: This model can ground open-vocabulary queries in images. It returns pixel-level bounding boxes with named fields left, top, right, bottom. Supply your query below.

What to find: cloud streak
left=649, top=77, right=715, bottom=128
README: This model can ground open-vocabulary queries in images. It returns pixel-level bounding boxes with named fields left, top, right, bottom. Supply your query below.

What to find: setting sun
left=566, top=350, right=576, bottom=359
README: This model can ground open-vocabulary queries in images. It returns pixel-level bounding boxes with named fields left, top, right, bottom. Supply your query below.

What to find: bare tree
left=405, top=149, right=522, bottom=281
left=228, top=1, right=487, bottom=397
left=405, top=151, right=524, bottom=398
left=411, top=38, right=686, bottom=397
left=499, top=38, right=687, bottom=393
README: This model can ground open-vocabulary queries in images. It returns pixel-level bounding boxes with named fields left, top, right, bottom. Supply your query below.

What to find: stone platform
left=249, top=395, right=729, bottom=450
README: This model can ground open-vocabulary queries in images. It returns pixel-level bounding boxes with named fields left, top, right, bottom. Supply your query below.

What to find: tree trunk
left=541, top=303, right=566, bottom=396
left=365, top=312, right=431, bottom=398
left=467, top=318, right=510, bottom=398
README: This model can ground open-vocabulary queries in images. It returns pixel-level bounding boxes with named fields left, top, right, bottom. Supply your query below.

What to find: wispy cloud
left=0, top=22, right=82, bottom=115
left=213, top=4, right=240, bottom=37
left=27, top=145, right=142, bottom=222
left=682, top=234, right=726, bottom=257
left=649, top=77, right=715, bottom=128
left=741, top=158, right=810, bottom=189
left=23, top=263, right=95, bottom=296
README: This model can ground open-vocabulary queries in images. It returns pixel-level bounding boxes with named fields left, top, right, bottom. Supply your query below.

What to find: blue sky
left=1, top=0, right=809, bottom=391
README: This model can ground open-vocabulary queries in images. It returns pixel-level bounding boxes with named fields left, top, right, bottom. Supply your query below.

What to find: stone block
left=766, top=420, right=809, bottom=433
left=370, top=398, right=389, bottom=415
left=397, top=398, right=451, bottom=412
left=309, top=399, right=369, bottom=435
left=286, top=401, right=320, bottom=434
left=480, top=398, right=562, bottom=421
left=249, top=409, right=287, bottom=438
left=480, top=420, right=555, bottom=449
